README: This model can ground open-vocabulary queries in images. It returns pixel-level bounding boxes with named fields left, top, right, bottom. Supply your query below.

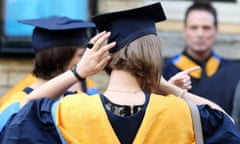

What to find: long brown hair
left=105, top=34, right=162, bottom=92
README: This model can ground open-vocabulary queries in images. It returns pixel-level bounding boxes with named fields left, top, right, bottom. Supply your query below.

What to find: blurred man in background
left=162, top=1, right=239, bottom=115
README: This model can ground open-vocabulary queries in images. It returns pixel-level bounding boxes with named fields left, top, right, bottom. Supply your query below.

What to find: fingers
left=169, top=71, right=192, bottom=90
left=95, top=55, right=112, bottom=71
left=97, top=41, right=116, bottom=56
left=90, top=32, right=116, bottom=63
left=89, top=31, right=116, bottom=56
left=91, top=32, right=111, bottom=51
left=182, top=66, right=201, bottom=75
left=84, top=32, right=115, bottom=60
left=182, top=75, right=192, bottom=89
left=86, top=31, right=108, bottom=49
left=180, top=75, right=191, bottom=90
left=77, top=31, right=116, bottom=78
left=174, top=80, right=191, bottom=90
left=89, top=31, right=107, bottom=44
left=169, top=66, right=200, bottom=90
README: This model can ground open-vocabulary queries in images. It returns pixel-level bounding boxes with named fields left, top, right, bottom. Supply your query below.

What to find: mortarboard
left=19, top=16, right=96, bottom=53
left=92, top=2, right=166, bottom=53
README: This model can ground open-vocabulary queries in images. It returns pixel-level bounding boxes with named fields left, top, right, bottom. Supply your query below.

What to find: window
left=0, top=0, right=93, bottom=55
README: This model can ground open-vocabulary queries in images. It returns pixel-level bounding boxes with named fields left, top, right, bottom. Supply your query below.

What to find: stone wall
left=0, top=57, right=33, bottom=97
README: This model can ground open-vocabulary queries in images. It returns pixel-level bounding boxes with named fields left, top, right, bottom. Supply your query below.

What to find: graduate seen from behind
left=0, top=17, right=98, bottom=113
left=0, top=16, right=99, bottom=142
left=2, top=3, right=240, bottom=144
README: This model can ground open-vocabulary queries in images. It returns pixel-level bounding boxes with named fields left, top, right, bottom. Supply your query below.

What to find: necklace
left=106, top=89, right=142, bottom=94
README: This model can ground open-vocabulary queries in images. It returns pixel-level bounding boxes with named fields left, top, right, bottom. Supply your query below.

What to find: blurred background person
left=162, top=1, right=239, bottom=115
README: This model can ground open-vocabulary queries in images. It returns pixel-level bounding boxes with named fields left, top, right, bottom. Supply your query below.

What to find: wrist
left=178, top=89, right=187, bottom=98
left=70, top=64, right=86, bottom=81
left=160, top=81, right=176, bottom=94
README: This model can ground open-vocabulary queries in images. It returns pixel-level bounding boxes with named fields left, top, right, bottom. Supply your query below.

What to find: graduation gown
left=1, top=93, right=240, bottom=144
left=0, top=85, right=99, bottom=141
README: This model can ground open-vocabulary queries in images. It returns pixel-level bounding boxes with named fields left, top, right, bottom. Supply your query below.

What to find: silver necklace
left=106, top=89, right=142, bottom=94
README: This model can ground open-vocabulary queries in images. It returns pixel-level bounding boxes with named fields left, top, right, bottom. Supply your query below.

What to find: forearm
left=20, top=31, right=115, bottom=108
left=161, top=77, right=227, bottom=113
left=182, top=88, right=233, bottom=121
left=21, top=70, right=78, bottom=107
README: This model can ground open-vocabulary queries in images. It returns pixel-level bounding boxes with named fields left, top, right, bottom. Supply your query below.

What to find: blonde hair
left=105, top=34, right=162, bottom=92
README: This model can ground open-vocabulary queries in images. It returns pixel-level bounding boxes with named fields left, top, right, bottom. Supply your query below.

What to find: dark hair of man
left=33, top=45, right=83, bottom=80
left=184, top=1, right=218, bottom=27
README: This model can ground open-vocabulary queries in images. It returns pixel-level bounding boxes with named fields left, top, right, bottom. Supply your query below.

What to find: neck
left=106, top=70, right=141, bottom=91
left=104, top=70, right=145, bottom=105
left=29, top=78, right=47, bottom=89
left=186, top=48, right=211, bottom=61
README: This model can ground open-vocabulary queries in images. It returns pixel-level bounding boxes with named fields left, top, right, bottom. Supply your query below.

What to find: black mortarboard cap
left=19, top=16, right=96, bottom=53
left=92, top=2, right=166, bottom=53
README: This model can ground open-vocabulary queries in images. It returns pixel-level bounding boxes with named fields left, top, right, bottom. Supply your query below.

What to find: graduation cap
left=19, top=16, right=96, bottom=53
left=92, top=2, right=166, bottom=53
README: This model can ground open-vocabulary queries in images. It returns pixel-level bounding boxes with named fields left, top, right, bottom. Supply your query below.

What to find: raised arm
left=161, top=74, right=228, bottom=114
left=20, top=31, right=116, bottom=108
